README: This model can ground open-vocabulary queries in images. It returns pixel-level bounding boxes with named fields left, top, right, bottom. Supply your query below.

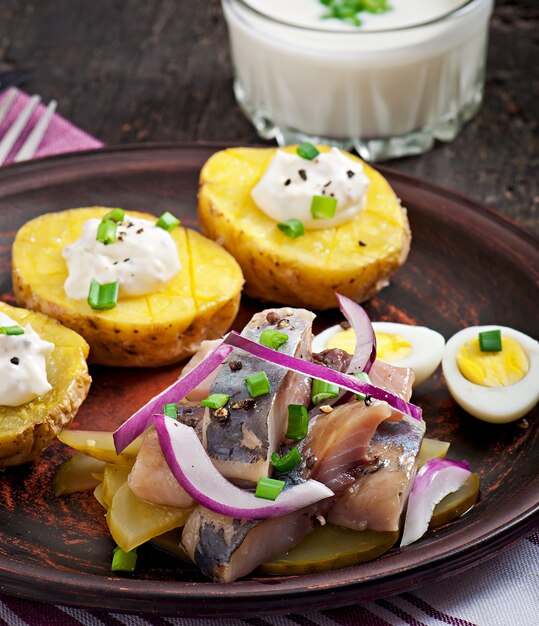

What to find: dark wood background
left=0, top=0, right=537, bottom=235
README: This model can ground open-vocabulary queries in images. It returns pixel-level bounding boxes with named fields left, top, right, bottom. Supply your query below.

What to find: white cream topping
left=251, top=148, right=370, bottom=229
left=0, top=312, right=54, bottom=407
left=62, top=216, right=181, bottom=300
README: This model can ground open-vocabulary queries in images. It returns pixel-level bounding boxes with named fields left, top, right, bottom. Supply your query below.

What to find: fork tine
left=0, top=94, right=41, bottom=165
left=14, top=99, right=57, bottom=162
left=0, top=89, right=17, bottom=126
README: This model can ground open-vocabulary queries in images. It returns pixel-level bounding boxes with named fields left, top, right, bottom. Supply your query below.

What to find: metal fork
left=0, top=89, right=57, bottom=165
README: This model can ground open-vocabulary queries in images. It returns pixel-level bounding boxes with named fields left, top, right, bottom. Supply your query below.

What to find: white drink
left=222, top=0, right=494, bottom=160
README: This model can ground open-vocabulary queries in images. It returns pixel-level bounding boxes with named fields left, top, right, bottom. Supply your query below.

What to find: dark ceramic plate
left=0, top=144, right=537, bottom=617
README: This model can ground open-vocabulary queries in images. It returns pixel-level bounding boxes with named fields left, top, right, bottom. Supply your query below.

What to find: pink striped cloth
left=0, top=88, right=102, bottom=162
left=0, top=88, right=537, bottom=626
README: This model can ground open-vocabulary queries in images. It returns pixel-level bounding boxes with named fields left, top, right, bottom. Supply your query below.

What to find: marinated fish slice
left=182, top=339, right=222, bottom=401
left=303, top=399, right=402, bottom=493
left=368, top=359, right=415, bottom=402
left=328, top=415, right=425, bottom=532
left=181, top=503, right=319, bottom=582
left=203, top=308, right=314, bottom=485
left=128, top=406, right=204, bottom=508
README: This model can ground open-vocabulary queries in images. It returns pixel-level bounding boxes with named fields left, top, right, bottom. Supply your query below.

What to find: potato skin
left=12, top=208, right=244, bottom=367
left=0, top=302, right=91, bottom=468
left=198, top=146, right=411, bottom=310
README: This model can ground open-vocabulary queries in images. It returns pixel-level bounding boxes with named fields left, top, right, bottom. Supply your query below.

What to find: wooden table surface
left=0, top=0, right=537, bottom=235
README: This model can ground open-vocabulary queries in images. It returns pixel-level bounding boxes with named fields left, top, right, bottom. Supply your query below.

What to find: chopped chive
left=87, top=278, right=119, bottom=310
left=310, top=195, right=338, bottom=219
left=156, top=211, right=180, bottom=231
left=201, top=393, right=230, bottom=410
left=163, top=403, right=178, bottom=419
left=297, top=142, right=320, bottom=160
left=102, top=208, right=125, bottom=223
left=353, top=371, right=372, bottom=400
left=96, top=219, right=117, bottom=244
left=255, top=476, right=285, bottom=500
left=311, top=379, right=339, bottom=405
left=0, top=325, right=24, bottom=335
left=285, top=404, right=309, bottom=440
left=111, top=545, right=137, bottom=572
left=479, top=329, right=502, bottom=352
left=271, top=447, right=302, bottom=473
left=260, top=329, right=289, bottom=350
left=245, top=371, right=270, bottom=397
left=277, top=218, right=305, bottom=239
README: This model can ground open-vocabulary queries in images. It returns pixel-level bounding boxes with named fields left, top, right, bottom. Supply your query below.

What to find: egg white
left=312, top=322, right=445, bottom=387
left=442, top=325, right=539, bottom=423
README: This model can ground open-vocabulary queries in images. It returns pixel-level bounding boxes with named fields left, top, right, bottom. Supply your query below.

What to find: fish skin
left=203, top=308, right=314, bottom=486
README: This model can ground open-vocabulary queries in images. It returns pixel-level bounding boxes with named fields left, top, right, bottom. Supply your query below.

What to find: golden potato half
left=198, top=146, right=410, bottom=310
left=12, top=208, right=244, bottom=367
left=0, top=301, right=91, bottom=468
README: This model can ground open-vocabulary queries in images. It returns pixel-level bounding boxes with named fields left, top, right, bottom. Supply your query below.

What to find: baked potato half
left=198, top=146, right=410, bottom=310
left=0, top=301, right=91, bottom=468
left=12, top=207, right=244, bottom=367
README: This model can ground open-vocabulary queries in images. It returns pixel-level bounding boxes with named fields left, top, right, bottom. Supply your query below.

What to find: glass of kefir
left=222, top=0, right=495, bottom=161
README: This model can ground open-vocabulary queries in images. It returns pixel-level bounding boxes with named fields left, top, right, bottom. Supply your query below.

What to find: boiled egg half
left=442, top=325, right=539, bottom=423
left=312, top=322, right=445, bottom=387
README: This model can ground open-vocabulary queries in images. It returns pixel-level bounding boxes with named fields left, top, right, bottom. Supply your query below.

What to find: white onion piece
left=400, top=458, right=471, bottom=547
left=336, top=293, right=376, bottom=374
left=154, top=414, right=334, bottom=519
left=224, top=331, right=422, bottom=421
left=113, top=342, right=233, bottom=452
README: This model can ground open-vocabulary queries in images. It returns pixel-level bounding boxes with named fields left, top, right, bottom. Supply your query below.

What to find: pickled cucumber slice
left=430, top=472, right=480, bottom=528
left=260, top=524, right=398, bottom=576
left=418, top=438, right=450, bottom=467
left=58, top=429, right=143, bottom=464
left=52, top=453, right=105, bottom=495
left=102, top=464, right=131, bottom=508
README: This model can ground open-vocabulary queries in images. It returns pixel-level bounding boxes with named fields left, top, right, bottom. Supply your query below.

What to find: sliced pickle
left=53, top=453, right=106, bottom=496
left=418, top=438, right=450, bottom=467
left=150, top=529, right=189, bottom=561
left=260, top=524, right=399, bottom=576
left=106, top=482, right=192, bottom=552
left=430, top=472, right=480, bottom=528
left=102, top=464, right=131, bottom=508
left=58, top=429, right=144, bottom=464
left=93, top=482, right=108, bottom=510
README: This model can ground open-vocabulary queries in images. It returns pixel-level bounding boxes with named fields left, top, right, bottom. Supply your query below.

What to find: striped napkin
left=0, top=88, right=537, bottom=626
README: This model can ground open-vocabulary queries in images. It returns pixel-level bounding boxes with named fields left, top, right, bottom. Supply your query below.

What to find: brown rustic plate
left=0, top=143, right=537, bottom=617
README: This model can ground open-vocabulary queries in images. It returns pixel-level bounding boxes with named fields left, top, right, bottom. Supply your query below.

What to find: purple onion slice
left=153, top=414, right=334, bottom=519
left=113, top=342, right=233, bottom=453
left=224, top=331, right=422, bottom=421
left=336, top=293, right=377, bottom=374
left=400, top=458, right=471, bottom=547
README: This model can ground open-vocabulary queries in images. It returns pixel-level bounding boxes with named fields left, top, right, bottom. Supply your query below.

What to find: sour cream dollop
left=0, top=312, right=54, bottom=407
left=251, top=148, right=370, bottom=229
left=62, top=216, right=181, bottom=300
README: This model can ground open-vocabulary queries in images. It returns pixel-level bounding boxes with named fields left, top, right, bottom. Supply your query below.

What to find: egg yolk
left=456, top=336, right=529, bottom=387
left=326, top=329, right=413, bottom=363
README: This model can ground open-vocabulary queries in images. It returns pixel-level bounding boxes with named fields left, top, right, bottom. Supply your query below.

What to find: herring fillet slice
left=203, top=308, right=314, bottom=485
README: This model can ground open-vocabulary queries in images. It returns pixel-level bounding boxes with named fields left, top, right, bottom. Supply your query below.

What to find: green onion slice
left=270, top=447, right=302, bottom=473
left=111, top=545, right=137, bottom=572
left=297, top=142, right=320, bottom=160
left=0, top=325, right=24, bottom=335
left=201, top=393, right=230, bottom=410
left=311, top=379, right=339, bottom=405
left=277, top=218, right=305, bottom=239
left=163, top=403, right=178, bottom=419
left=87, top=278, right=119, bottom=310
left=96, top=219, right=117, bottom=245
left=260, top=329, right=289, bottom=350
left=102, top=208, right=125, bottom=223
left=310, top=195, right=338, bottom=220
left=353, top=371, right=372, bottom=400
left=479, top=329, right=502, bottom=352
left=245, top=371, right=270, bottom=397
left=156, top=211, right=180, bottom=231
left=255, top=476, right=285, bottom=501
left=285, top=404, right=309, bottom=440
